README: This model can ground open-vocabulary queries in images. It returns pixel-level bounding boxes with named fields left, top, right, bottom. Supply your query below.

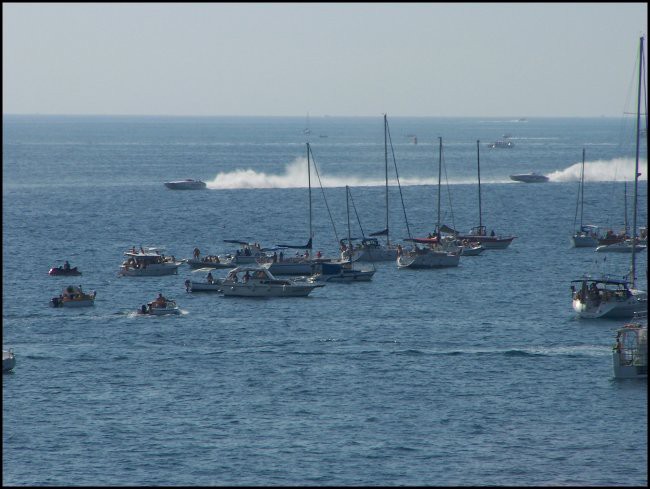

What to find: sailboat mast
left=346, top=186, right=351, bottom=247
left=579, top=148, right=585, bottom=229
left=307, top=142, right=313, bottom=241
left=384, top=114, right=390, bottom=246
left=631, top=35, right=644, bottom=288
left=477, top=140, right=483, bottom=231
left=437, top=137, right=442, bottom=236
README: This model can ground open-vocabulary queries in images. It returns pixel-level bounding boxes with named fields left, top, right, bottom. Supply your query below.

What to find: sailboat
left=311, top=186, right=376, bottom=282
left=397, top=137, right=461, bottom=269
left=571, top=36, right=648, bottom=319
left=456, top=140, right=516, bottom=249
left=571, top=148, right=604, bottom=247
left=342, top=114, right=400, bottom=262
left=267, top=142, right=319, bottom=275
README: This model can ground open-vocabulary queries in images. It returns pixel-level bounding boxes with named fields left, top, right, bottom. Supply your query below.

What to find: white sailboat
left=571, top=36, right=648, bottom=319
left=343, top=114, right=400, bottom=262
left=571, top=148, right=603, bottom=247
left=456, top=141, right=516, bottom=249
left=397, top=137, right=461, bottom=269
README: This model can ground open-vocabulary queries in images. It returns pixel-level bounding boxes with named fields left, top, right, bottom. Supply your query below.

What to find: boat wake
left=548, top=157, right=647, bottom=182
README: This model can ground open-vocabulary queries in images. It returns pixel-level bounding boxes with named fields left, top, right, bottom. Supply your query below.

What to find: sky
left=2, top=2, right=648, bottom=117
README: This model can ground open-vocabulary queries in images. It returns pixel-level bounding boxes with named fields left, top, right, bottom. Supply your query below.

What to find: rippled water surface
left=3, top=115, right=647, bottom=485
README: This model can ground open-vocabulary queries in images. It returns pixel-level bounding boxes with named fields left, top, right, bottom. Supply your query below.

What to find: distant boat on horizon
left=164, top=179, right=207, bottom=190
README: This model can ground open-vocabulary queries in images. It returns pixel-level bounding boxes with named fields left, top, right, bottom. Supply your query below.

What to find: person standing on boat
left=193, top=247, right=200, bottom=259
left=207, top=271, right=214, bottom=284
left=63, top=260, right=71, bottom=271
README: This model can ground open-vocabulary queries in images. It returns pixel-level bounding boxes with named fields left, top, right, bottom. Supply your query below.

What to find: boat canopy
left=405, top=237, right=440, bottom=244
left=570, top=278, right=630, bottom=286
left=369, top=228, right=389, bottom=236
left=276, top=238, right=312, bottom=250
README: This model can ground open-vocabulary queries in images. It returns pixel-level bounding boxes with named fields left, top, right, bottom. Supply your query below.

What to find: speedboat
left=139, top=297, right=181, bottom=315
left=571, top=277, right=647, bottom=319
left=3, top=349, right=16, bottom=372
left=119, top=247, right=182, bottom=276
left=50, top=285, right=96, bottom=307
left=48, top=264, right=82, bottom=276
left=164, top=179, right=207, bottom=190
left=613, top=313, right=647, bottom=379
left=509, top=172, right=549, bottom=183
left=309, top=261, right=375, bottom=282
left=220, top=266, right=324, bottom=297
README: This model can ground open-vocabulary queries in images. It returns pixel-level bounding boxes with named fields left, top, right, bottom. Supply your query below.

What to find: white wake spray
left=547, top=157, right=647, bottom=182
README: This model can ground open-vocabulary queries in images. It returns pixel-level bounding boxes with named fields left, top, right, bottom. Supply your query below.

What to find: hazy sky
left=2, top=2, right=647, bottom=117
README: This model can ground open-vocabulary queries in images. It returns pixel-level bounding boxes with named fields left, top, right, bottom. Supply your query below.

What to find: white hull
left=572, top=234, right=599, bottom=247
left=345, top=247, right=398, bottom=262
left=222, top=283, right=319, bottom=297
left=187, top=280, right=224, bottom=292
left=148, top=307, right=180, bottom=315
left=311, top=270, right=375, bottom=282
left=3, top=350, right=16, bottom=371
left=265, top=261, right=314, bottom=275
left=460, top=245, right=484, bottom=256
left=397, top=250, right=460, bottom=268
left=613, top=351, right=648, bottom=379
left=595, top=243, right=647, bottom=253
left=60, top=299, right=94, bottom=307
left=572, top=290, right=648, bottom=319
left=119, top=263, right=181, bottom=276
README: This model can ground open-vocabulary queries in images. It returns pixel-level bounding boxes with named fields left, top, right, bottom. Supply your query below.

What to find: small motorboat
left=48, top=262, right=82, bottom=276
left=119, top=247, right=182, bottom=276
left=185, top=269, right=225, bottom=292
left=139, top=295, right=181, bottom=315
left=164, top=179, right=207, bottom=190
left=509, top=172, right=549, bottom=183
left=3, top=349, right=16, bottom=372
left=309, top=261, right=375, bottom=282
left=50, top=285, right=96, bottom=307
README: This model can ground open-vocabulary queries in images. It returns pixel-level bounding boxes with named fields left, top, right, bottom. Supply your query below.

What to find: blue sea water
left=2, top=115, right=647, bottom=486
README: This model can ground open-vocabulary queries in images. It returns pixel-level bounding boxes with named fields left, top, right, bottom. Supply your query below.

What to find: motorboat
left=487, top=139, right=514, bottom=148
left=119, top=247, right=182, bottom=276
left=459, top=239, right=484, bottom=256
left=185, top=255, right=233, bottom=269
left=164, top=179, right=207, bottom=190
left=50, top=285, right=96, bottom=307
left=570, top=277, right=647, bottom=319
left=595, top=239, right=647, bottom=253
left=309, top=260, right=375, bottom=282
left=613, top=313, right=647, bottom=379
left=184, top=269, right=225, bottom=292
left=509, top=172, right=549, bottom=183
left=220, top=266, right=324, bottom=297
left=139, top=296, right=181, bottom=315
left=3, top=349, right=16, bottom=372
left=48, top=263, right=82, bottom=276
left=396, top=238, right=461, bottom=269
left=456, top=225, right=515, bottom=250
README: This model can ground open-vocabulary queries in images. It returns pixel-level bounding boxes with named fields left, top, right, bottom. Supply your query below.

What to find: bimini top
left=571, top=277, right=630, bottom=286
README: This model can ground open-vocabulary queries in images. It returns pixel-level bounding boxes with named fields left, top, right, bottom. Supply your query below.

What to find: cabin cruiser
left=309, top=260, right=375, bottom=282
left=509, top=172, right=549, bottom=183
left=138, top=295, right=181, bottom=315
left=613, top=312, right=647, bottom=379
left=119, top=247, right=182, bottom=276
left=50, top=285, right=96, bottom=307
left=595, top=239, right=647, bottom=253
left=570, top=277, right=647, bottom=319
left=220, top=266, right=324, bottom=297
left=3, top=349, right=16, bottom=372
left=164, top=179, right=207, bottom=190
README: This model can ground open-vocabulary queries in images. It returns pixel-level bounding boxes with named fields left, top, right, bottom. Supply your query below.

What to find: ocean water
left=2, top=115, right=647, bottom=486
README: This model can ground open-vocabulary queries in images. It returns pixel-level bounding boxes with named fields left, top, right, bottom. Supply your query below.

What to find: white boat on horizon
left=164, top=179, right=207, bottom=190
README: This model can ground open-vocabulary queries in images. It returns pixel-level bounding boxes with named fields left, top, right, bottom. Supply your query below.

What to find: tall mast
left=346, top=186, right=351, bottom=248
left=384, top=114, right=390, bottom=246
left=307, top=142, right=313, bottom=241
left=631, top=35, right=644, bottom=288
left=437, top=137, right=442, bottom=237
left=477, top=140, right=483, bottom=231
left=579, top=148, right=585, bottom=229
